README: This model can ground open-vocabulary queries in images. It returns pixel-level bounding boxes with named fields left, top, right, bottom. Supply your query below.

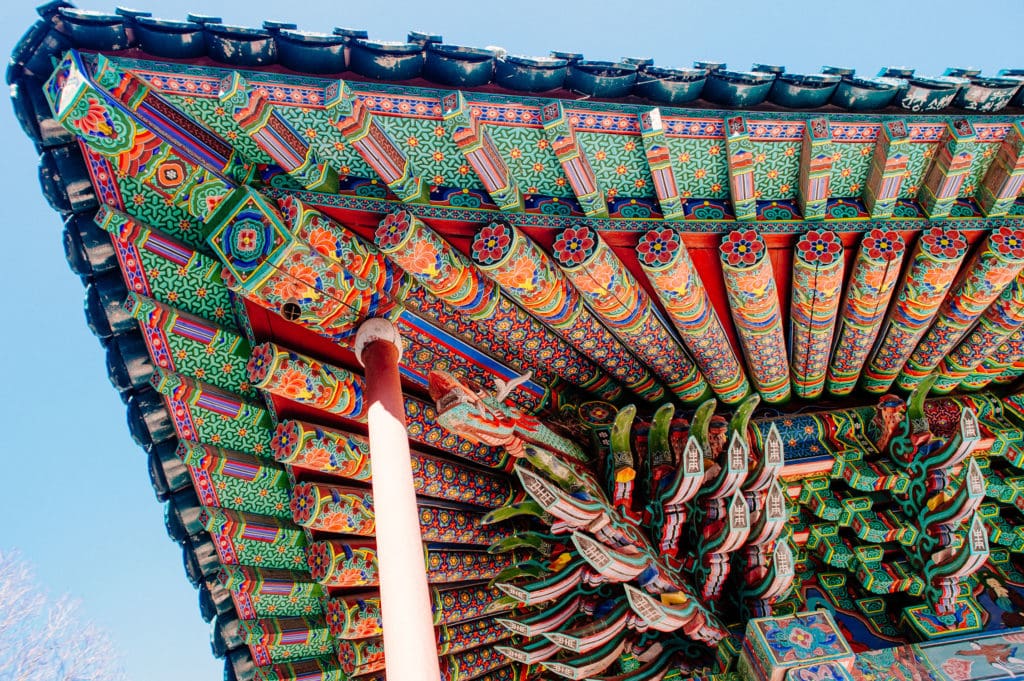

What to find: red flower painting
left=472, top=223, right=512, bottom=264
left=991, top=226, right=1024, bottom=259
left=921, top=227, right=967, bottom=259
left=797, top=230, right=842, bottom=265
left=637, top=228, right=680, bottom=267
left=553, top=227, right=597, bottom=267
left=859, top=228, right=902, bottom=261
left=720, top=229, right=764, bottom=267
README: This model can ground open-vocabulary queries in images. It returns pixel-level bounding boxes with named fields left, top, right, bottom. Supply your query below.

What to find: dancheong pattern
left=27, top=10, right=1024, bottom=681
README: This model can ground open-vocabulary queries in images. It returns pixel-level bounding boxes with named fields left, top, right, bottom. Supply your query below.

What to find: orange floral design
left=407, top=239, right=441, bottom=277
left=302, top=446, right=333, bottom=470
left=271, top=275, right=313, bottom=302
left=655, top=267, right=691, bottom=295
left=495, top=256, right=538, bottom=293
left=576, top=260, right=615, bottom=296
left=306, top=227, right=338, bottom=257
left=277, top=369, right=310, bottom=399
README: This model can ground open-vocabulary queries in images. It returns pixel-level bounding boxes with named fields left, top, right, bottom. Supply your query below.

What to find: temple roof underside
left=17, top=3, right=1024, bottom=681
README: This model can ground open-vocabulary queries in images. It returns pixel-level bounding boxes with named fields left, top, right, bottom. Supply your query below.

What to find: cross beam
left=723, top=116, right=757, bottom=221
left=325, top=80, right=428, bottom=203
left=978, top=121, right=1024, bottom=217
left=638, top=109, right=685, bottom=220
left=918, top=118, right=976, bottom=219
left=441, top=91, right=523, bottom=212
left=797, top=118, right=833, bottom=220
left=862, top=120, right=910, bottom=219
left=540, top=101, right=608, bottom=218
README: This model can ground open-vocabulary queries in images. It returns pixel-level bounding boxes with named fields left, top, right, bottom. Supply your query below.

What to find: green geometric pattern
left=231, top=533, right=307, bottom=570
left=136, top=249, right=238, bottom=331
left=750, top=141, right=800, bottom=200
left=183, top=399, right=275, bottom=458
left=378, top=116, right=483, bottom=190
left=264, top=640, right=334, bottom=664
left=163, top=329, right=254, bottom=399
left=248, top=594, right=324, bottom=619
left=665, top=136, right=729, bottom=199
left=961, top=142, right=1001, bottom=197
left=486, top=125, right=574, bottom=198
left=115, top=173, right=206, bottom=250
left=275, top=106, right=375, bottom=180
left=830, top=143, right=875, bottom=197
left=203, top=469, right=291, bottom=518
left=577, top=132, right=655, bottom=199
left=898, top=142, right=939, bottom=198
left=162, top=93, right=274, bottom=166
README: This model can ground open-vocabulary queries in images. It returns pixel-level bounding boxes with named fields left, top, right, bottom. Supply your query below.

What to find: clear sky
left=1, top=0, right=1021, bottom=679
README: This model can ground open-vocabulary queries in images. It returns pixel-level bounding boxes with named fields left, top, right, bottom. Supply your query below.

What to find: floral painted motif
left=472, top=223, right=513, bottom=265
left=551, top=227, right=597, bottom=267
left=637, top=228, right=750, bottom=404
left=796, top=230, right=842, bottom=265
left=791, top=230, right=845, bottom=398
left=635, top=228, right=677, bottom=267
left=864, top=228, right=970, bottom=393
left=862, top=228, right=903, bottom=261
left=941, top=657, right=974, bottom=681
left=721, top=229, right=765, bottom=267
left=472, top=222, right=665, bottom=402
left=922, top=228, right=968, bottom=259
left=898, top=227, right=1024, bottom=391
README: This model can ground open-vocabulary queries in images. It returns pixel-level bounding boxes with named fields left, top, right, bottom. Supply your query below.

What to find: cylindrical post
left=355, top=319, right=440, bottom=680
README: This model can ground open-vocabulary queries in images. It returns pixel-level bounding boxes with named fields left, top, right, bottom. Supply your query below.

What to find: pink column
left=354, top=319, right=440, bottom=680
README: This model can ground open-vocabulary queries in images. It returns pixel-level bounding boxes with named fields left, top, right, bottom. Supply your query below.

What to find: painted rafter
left=549, top=224, right=710, bottom=404
left=826, top=229, right=906, bottom=396
left=635, top=228, right=750, bottom=404
left=933, top=271, right=1024, bottom=394
left=204, top=187, right=553, bottom=411
left=918, top=118, right=976, bottom=219
left=218, top=71, right=338, bottom=192
left=374, top=211, right=623, bottom=402
left=470, top=220, right=666, bottom=402
left=440, top=91, right=523, bottom=212
left=720, top=229, right=790, bottom=403
left=638, top=109, right=685, bottom=220
left=862, top=227, right=969, bottom=394
left=723, top=116, right=757, bottom=221
left=862, top=120, right=911, bottom=219
left=978, top=121, right=1024, bottom=217
left=898, top=226, right=1024, bottom=391
left=45, top=51, right=236, bottom=223
left=790, top=230, right=845, bottom=399
left=323, top=80, right=428, bottom=203
left=539, top=101, right=608, bottom=218
left=797, top=118, right=834, bottom=221
left=90, top=54, right=251, bottom=184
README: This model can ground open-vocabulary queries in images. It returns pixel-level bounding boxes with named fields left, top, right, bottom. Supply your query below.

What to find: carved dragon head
left=427, top=370, right=530, bottom=448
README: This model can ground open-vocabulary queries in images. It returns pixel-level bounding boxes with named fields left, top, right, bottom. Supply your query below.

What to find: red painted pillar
left=354, top=319, right=440, bottom=680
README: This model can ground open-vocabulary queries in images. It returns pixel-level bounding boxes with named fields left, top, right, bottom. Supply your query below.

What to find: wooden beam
left=440, top=92, right=523, bottom=212
left=918, top=118, right=976, bottom=219
left=797, top=118, right=833, bottom=221
left=324, top=80, right=428, bottom=203
left=219, top=72, right=338, bottom=192
left=862, top=120, right=910, bottom=219
left=638, top=109, right=685, bottom=220
left=723, top=116, right=757, bottom=221
left=978, top=121, right=1024, bottom=217
left=540, top=101, right=608, bottom=218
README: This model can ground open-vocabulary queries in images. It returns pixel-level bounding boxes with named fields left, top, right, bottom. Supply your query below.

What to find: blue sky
left=1, top=0, right=1021, bottom=679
